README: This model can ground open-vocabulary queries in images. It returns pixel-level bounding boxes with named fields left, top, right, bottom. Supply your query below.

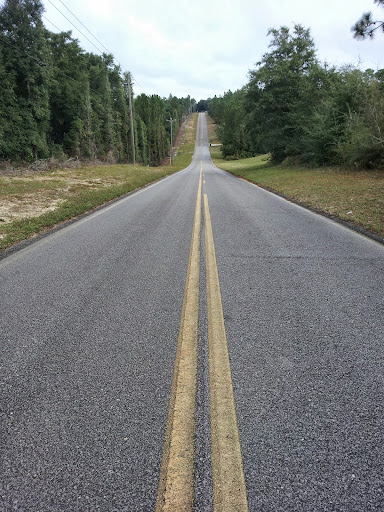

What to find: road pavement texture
left=1, top=113, right=384, bottom=511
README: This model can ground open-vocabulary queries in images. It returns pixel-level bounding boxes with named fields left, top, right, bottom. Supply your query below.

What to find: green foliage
left=208, top=25, right=321, bottom=163
left=353, top=0, right=384, bottom=39
left=0, top=0, right=50, bottom=160
left=299, top=66, right=367, bottom=166
left=46, top=30, right=88, bottom=157
left=212, top=153, right=384, bottom=237
left=207, top=24, right=384, bottom=170
left=135, top=94, right=166, bottom=165
left=209, top=90, right=251, bottom=159
left=337, top=79, right=384, bottom=168
left=0, top=45, right=19, bottom=158
left=0, top=164, right=179, bottom=251
left=246, top=25, right=318, bottom=163
left=0, top=0, right=195, bottom=165
left=196, top=99, right=209, bottom=111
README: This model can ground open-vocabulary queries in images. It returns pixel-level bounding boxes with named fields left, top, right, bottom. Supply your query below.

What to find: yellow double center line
left=204, top=194, right=248, bottom=512
left=156, top=170, right=248, bottom=511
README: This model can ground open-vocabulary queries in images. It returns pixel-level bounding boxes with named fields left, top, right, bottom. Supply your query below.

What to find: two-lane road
left=1, top=113, right=384, bottom=511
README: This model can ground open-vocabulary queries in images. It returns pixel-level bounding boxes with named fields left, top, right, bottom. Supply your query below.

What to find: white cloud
left=42, top=0, right=384, bottom=100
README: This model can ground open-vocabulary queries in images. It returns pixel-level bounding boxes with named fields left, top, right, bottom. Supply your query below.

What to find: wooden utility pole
left=126, top=73, right=135, bottom=165
left=166, top=117, right=175, bottom=165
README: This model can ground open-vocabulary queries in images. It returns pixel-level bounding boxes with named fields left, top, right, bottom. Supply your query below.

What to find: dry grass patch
left=206, top=114, right=220, bottom=145
left=0, top=114, right=198, bottom=252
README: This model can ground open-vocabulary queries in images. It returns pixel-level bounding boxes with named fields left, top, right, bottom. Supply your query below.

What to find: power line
left=0, top=33, right=101, bottom=97
left=133, top=78, right=147, bottom=95
left=42, top=14, right=62, bottom=33
left=55, top=0, right=111, bottom=55
left=44, top=0, right=147, bottom=96
left=2, top=0, right=148, bottom=99
left=0, top=28, right=140, bottom=100
left=46, top=0, right=105, bottom=55
left=46, top=0, right=122, bottom=67
left=0, top=34, right=46, bottom=66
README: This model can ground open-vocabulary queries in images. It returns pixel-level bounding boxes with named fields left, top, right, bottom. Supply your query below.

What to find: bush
left=337, top=83, right=384, bottom=168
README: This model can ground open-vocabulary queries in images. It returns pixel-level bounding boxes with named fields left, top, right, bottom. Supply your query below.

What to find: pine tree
left=0, top=43, right=20, bottom=159
left=47, top=30, right=88, bottom=157
left=0, top=0, right=50, bottom=161
left=246, top=25, right=318, bottom=162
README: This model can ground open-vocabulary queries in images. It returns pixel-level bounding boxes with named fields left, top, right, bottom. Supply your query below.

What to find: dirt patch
left=0, top=173, right=121, bottom=227
left=206, top=115, right=220, bottom=145
left=0, top=196, right=64, bottom=224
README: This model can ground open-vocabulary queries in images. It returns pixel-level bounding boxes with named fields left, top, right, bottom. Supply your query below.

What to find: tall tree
left=109, top=63, right=129, bottom=162
left=0, top=4, right=194, bottom=165
left=246, top=25, right=318, bottom=162
left=0, top=42, right=20, bottom=159
left=0, top=0, right=50, bottom=160
left=210, top=89, right=251, bottom=159
left=87, top=53, right=116, bottom=159
left=47, top=30, right=88, bottom=157
left=336, top=68, right=384, bottom=167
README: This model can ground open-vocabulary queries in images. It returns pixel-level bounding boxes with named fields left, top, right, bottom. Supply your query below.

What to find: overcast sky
left=41, top=0, right=384, bottom=100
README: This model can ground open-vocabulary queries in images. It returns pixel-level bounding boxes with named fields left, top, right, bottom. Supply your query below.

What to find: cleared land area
left=0, top=114, right=197, bottom=252
left=207, top=115, right=384, bottom=240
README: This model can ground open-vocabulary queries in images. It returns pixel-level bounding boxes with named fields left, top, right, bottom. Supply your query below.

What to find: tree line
left=0, top=0, right=195, bottom=165
left=208, top=24, right=384, bottom=169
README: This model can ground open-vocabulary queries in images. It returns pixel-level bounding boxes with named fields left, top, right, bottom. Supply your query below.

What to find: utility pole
left=166, top=117, right=175, bottom=165
left=125, top=73, right=135, bottom=165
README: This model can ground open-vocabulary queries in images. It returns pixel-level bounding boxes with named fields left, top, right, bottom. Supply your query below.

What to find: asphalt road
left=1, top=113, right=384, bottom=511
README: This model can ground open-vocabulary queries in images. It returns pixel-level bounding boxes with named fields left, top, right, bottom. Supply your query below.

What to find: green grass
left=0, top=114, right=199, bottom=252
left=0, top=167, right=172, bottom=250
left=170, top=113, right=198, bottom=171
left=0, top=178, right=67, bottom=194
left=205, top=116, right=384, bottom=239
left=212, top=154, right=384, bottom=238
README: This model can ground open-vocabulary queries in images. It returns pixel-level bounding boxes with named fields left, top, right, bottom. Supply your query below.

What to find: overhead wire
left=0, top=33, right=102, bottom=96
left=42, top=15, right=62, bottom=33
left=1, top=0, right=148, bottom=97
left=0, top=33, right=47, bottom=66
left=132, top=79, right=147, bottom=95
left=44, top=0, right=148, bottom=95
left=46, top=0, right=105, bottom=55
left=55, top=0, right=111, bottom=55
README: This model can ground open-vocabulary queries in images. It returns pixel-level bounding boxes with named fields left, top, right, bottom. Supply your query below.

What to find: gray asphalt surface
left=1, top=113, right=384, bottom=511
left=200, top=126, right=384, bottom=509
left=0, top=127, right=203, bottom=511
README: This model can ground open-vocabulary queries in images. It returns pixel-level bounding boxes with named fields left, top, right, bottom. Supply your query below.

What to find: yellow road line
left=204, top=194, right=249, bottom=512
left=156, top=171, right=202, bottom=512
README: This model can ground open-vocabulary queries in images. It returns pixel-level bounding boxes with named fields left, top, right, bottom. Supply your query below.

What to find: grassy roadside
left=206, top=115, right=384, bottom=240
left=0, top=114, right=198, bottom=253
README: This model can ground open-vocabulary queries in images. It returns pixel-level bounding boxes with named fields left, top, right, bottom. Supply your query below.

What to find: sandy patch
left=0, top=196, right=64, bottom=223
left=0, top=174, right=121, bottom=227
